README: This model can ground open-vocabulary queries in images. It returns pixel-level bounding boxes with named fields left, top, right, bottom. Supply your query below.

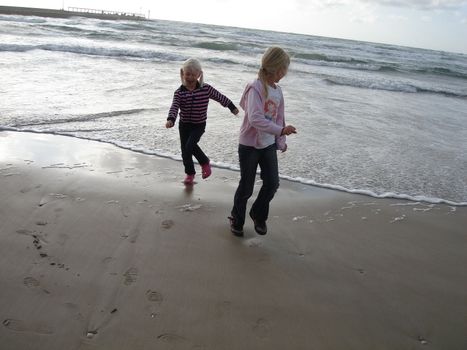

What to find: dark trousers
left=179, top=121, right=209, bottom=175
left=231, top=144, right=279, bottom=227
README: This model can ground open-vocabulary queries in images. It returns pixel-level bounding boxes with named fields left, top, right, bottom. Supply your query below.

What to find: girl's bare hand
left=281, top=125, right=296, bottom=136
left=166, top=120, right=174, bottom=128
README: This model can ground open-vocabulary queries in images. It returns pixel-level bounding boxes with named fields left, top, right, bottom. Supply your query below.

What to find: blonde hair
left=180, top=58, right=204, bottom=87
left=258, top=47, right=290, bottom=98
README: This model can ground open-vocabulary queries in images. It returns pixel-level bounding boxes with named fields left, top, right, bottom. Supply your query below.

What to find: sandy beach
left=0, top=131, right=466, bottom=350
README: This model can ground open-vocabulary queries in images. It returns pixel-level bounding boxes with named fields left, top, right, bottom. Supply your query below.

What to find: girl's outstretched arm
left=166, top=90, right=180, bottom=126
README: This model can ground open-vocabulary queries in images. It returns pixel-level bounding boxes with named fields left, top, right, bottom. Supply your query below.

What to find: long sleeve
left=168, top=84, right=236, bottom=124
left=208, top=85, right=237, bottom=112
left=275, top=95, right=287, bottom=151
left=167, top=90, right=180, bottom=122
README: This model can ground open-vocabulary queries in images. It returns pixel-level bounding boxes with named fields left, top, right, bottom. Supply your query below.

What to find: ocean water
left=1, top=14, right=466, bottom=205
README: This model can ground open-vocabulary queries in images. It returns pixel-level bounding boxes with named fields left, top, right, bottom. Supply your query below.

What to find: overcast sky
left=2, top=0, right=467, bottom=54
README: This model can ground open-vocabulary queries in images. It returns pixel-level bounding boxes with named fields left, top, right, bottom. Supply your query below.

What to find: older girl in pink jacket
left=229, top=47, right=297, bottom=237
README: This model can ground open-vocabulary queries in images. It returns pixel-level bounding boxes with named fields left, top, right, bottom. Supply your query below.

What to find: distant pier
left=0, top=6, right=146, bottom=21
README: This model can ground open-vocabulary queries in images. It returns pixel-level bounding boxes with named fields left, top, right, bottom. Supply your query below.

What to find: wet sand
left=1, top=131, right=466, bottom=350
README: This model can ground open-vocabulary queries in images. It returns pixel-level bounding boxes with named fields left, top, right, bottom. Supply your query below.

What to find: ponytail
left=257, top=47, right=290, bottom=98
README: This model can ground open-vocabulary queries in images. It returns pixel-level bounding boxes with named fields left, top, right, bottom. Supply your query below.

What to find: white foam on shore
left=2, top=128, right=467, bottom=207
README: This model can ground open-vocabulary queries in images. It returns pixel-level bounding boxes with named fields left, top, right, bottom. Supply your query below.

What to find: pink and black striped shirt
left=167, top=83, right=237, bottom=124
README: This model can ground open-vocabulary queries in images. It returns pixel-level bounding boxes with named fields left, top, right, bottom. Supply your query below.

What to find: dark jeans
left=179, top=121, right=209, bottom=175
left=231, top=144, right=279, bottom=227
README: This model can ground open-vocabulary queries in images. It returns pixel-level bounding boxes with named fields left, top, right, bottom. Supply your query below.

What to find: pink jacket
left=238, top=79, right=287, bottom=151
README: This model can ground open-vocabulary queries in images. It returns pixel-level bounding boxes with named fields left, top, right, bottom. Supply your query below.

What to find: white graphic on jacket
left=264, top=99, right=278, bottom=121
left=257, top=85, right=281, bottom=148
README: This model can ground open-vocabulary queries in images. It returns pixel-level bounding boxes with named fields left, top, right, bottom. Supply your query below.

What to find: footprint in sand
left=64, top=302, right=84, bottom=321
left=390, top=215, right=406, bottom=223
left=252, top=318, right=271, bottom=339
left=20, top=187, right=31, bottom=194
left=177, top=204, right=202, bottom=212
left=120, top=205, right=130, bottom=218
left=23, top=277, right=40, bottom=288
left=57, top=233, right=69, bottom=246
left=86, top=330, right=98, bottom=339
left=192, top=346, right=207, bottom=350
left=20, top=184, right=42, bottom=193
left=157, top=333, right=187, bottom=344
left=102, top=257, right=114, bottom=265
left=161, top=220, right=174, bottom=229
left=16, top=229, right=35, bottom=239
left=127, top=228, right=139, bottom=243
left=23, top=276, right=51, bottom=294
left=418, top=336, right=429, bottom=345
left=146, top=289, right=163, bottom=318
left=2, top=172, right=21, bottom=177
left=214, top=301, right=232, bottom=319
left=146, top=290, right=164, bottom=304
left=38, top=193, right=68, bottom=207
left=123, top=267, right=138, bottom=285
left=3, top=319, right=53, bottom=335
left=244, top=238, right=262, bottom=248
left=16, top=230, right=49, bottom=247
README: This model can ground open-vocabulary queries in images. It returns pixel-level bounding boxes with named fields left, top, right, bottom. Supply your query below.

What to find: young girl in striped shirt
left=166, top=58, right=239, bottom=185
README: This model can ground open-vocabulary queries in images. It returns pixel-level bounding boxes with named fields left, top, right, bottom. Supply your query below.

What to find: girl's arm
left=207, top=85, right=238, bottom=114
left=275, top=91, right=296, bottom=150
left=275, top=96, right=287, bottom=150
left=167, top=90, right=180, bottom=125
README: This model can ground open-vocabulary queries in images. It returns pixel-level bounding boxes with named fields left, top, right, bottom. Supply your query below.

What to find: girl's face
left=182, top=68, right=201, bottom=88
left=273, top=66, right=288, bottom=83
left=267, top=66, right=288, bottom=86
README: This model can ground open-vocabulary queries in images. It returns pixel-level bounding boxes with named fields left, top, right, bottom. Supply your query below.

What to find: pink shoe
left=183, top=174, right=195, bottom=185
left=201, top=162, right=211, bottom=179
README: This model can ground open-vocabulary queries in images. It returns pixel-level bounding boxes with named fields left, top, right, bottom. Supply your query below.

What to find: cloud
left=388, top=14, right=409, bottom=20
left=359, top=0, right=467, bottom=10
left=294, top=0, right=467, bottom=12
left=349, top=3, right=379, bottom=22
left=294, top=0, right=352, bottom=10
left=454, top=10, right=467, bottom=23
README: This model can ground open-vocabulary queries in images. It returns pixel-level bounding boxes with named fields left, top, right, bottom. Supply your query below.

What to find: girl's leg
left=178, top=122, right=193, bottom=174
left=187, top=123, right=209, bottom=170
left=192, top=142, right=209, bottom=167
left=231, top=145, right=259, bottom=227
left=250, top=144, right=279, bottom=222
left=179, top=122, right=207, bottom=175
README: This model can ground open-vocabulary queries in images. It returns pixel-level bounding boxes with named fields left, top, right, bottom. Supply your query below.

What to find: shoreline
left=2, top=128, right=465, bottom=207
left=1, top=130, right=466, bottom=349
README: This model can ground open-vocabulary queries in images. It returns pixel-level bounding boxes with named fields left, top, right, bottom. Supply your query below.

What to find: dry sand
left=1, top=131, right=466, bottom=350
